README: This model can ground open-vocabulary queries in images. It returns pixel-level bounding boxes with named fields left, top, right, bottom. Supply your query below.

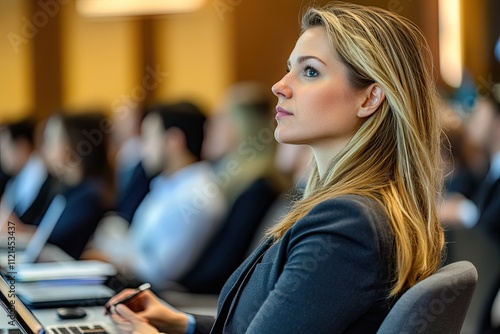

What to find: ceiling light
left=76, top=0, right=206, bottom=17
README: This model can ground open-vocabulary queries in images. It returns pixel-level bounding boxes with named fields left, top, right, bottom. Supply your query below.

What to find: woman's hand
left=111, top=304, right=159, bottom=334
left=106, top=289, right=189, bottom=334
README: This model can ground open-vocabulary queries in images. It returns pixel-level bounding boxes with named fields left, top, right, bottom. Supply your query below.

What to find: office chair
left=445, top=228, right=500, bottom=333
left=377, top=261, right=478, bottom=334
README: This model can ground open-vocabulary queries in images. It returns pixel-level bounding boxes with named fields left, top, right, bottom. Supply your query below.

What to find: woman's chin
left=274, top=130, right=302, bottom=146
left=274, top=129, right=287, bottom=144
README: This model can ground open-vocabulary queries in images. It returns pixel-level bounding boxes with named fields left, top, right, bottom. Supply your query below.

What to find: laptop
left=0, top=195, right=66, bottom=268
left=0, top=274, right=114, bottom=334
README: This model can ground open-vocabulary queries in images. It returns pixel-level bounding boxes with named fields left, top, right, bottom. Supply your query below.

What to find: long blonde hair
left=268, top=2, right=444, bottom=296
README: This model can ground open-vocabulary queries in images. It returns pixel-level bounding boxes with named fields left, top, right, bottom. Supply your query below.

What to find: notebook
left=0, top=274, right=113, bottom=334
left=16, top=283, right=115, bottom=309
left=15, top=261, right=116, bottom=283
left=12, top=259, right=116, bottom=308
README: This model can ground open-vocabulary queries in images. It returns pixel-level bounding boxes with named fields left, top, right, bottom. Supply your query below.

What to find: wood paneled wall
left=0, top=0, right=497, bottom=122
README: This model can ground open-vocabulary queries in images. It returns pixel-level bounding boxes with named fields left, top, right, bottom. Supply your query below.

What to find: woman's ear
left=357, top=84, right=385, bottom=118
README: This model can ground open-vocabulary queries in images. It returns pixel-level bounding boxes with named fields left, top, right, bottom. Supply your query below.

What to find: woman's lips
left=276, top=106, right=293, bottom=119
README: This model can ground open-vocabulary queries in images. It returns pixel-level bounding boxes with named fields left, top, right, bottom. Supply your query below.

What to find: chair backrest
left=377, top=261, right=478, bottom=334
left=444, top=228, right=500, bottom=333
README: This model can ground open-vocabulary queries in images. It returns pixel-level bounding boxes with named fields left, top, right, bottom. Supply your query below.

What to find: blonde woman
left=106, top=3, right=444, bottom=333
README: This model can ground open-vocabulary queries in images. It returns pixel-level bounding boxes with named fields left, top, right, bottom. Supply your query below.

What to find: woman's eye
left=304, top=66, right=319, bottom=77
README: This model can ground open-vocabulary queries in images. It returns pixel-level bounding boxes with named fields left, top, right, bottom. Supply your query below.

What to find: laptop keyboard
left=3, top=329, right=22, bottom=334
left=50, top=325, right=108, bottom=334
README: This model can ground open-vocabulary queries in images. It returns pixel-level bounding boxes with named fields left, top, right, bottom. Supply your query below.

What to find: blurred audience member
left=87, top=102, right=226, bottom=290
left=0, top=163, right=9, bottom=199
left=115, top=106, right=160, bottom=223
left=0, top=119, right=55, bottom=226
left=0, top=137, right=11, bottom=228
left=109, top=103, right=153, bottom=223
left=440, top=101, right=484, bottom=198
left=0, top=124, right=11, bottom=198
left=245, top=143, right=313, bottom=253
left=39, top=112, right=112, bottom=258
left=439, top=97, right=500, bottom=242
left=202, top=82, right=278, bottom=204
left=110, top=102, right=143, bottom=195
left=178, top=82, right=285, bottom=294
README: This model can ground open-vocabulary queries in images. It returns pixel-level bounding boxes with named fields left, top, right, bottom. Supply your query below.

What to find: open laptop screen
left=0, top=274, right=43, bottom=334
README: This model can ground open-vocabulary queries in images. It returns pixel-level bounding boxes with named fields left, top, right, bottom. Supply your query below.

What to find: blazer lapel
left=211, top=238, right=271, bottom=333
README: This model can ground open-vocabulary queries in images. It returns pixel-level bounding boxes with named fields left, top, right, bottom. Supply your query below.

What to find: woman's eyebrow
left=287, top=55, right=327, bottom=68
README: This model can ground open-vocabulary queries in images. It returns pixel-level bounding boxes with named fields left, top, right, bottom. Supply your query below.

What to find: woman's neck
left=311, top=139, right=349, bottom=179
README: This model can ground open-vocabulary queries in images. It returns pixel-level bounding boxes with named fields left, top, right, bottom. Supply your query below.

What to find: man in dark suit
left=0, top=165, right=10, bottom=198
left=439, top=97, right=500, bottom=333
left=471, top=97, right=500, bottom=241
left=440, top=97, right=500, bottom=241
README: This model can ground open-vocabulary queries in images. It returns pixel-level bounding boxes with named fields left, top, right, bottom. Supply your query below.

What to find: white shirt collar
left=488, top=151, right=500, bottom=181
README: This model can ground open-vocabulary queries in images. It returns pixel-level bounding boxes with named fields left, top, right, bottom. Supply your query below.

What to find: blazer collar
left=211, top=238, right=272, bottom=333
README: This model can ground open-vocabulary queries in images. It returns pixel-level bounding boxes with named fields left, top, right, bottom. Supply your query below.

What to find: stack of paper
left=14, top=260, right=117, bottom=283
left=9, top=260, right=117, bottom=308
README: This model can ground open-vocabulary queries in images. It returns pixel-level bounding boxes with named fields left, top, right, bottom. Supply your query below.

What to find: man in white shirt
left=90, top=102, right=226, bottom=290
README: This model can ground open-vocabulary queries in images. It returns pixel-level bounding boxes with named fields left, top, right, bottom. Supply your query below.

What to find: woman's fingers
left=111, top=312, right=134, bottom=334
left=105, top=289, right=138, bottom=309
left=115, top=304, right=142, bottom=322
left=105, top=289, right=153, bottom=315
left=113, top=305, right=159, bottom=334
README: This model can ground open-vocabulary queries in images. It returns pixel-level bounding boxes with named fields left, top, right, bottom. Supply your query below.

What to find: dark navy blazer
left=194, top=194, right=396, bottom=333
left=473, top=178, right=500, bottom=243
left=47, top=180, right=105, bottom=259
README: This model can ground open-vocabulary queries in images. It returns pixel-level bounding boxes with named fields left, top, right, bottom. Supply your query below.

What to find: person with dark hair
left=111, top=104, right=152, bottom=224
left=107, top=2, right=444, bottom=333
left=110, top=103, right=144, bottom=197
left=36, top=112, right=112, bottom=259
left=0, top=119, right=55, bottom=226
left=0, top=165, right=9, bottom=199
left=87, top=101, right=226, bottom=290
left=440, top=96, right=500, bottom=241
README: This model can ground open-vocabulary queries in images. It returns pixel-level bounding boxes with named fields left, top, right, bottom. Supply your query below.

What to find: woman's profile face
left=272, top=26, right=365, bottom=151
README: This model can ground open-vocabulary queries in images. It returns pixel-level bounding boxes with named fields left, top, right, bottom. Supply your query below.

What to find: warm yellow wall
left=60, top=1, right=233, bottom=115
left=462, top=0, right=489, bottom=84
left=60, top=2, right=141, bottom=112
left=0, top=0, right=496, bottom=122
left=0, top=0, right=33, bottom=122
left=153, top=3, right=235, bottom=113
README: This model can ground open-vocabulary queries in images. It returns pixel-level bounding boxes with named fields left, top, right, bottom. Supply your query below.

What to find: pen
left=104, top=283, right=151, bottom=315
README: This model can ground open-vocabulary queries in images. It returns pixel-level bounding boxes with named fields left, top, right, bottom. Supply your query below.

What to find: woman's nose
left=272, top=75, right=292, bottom=99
